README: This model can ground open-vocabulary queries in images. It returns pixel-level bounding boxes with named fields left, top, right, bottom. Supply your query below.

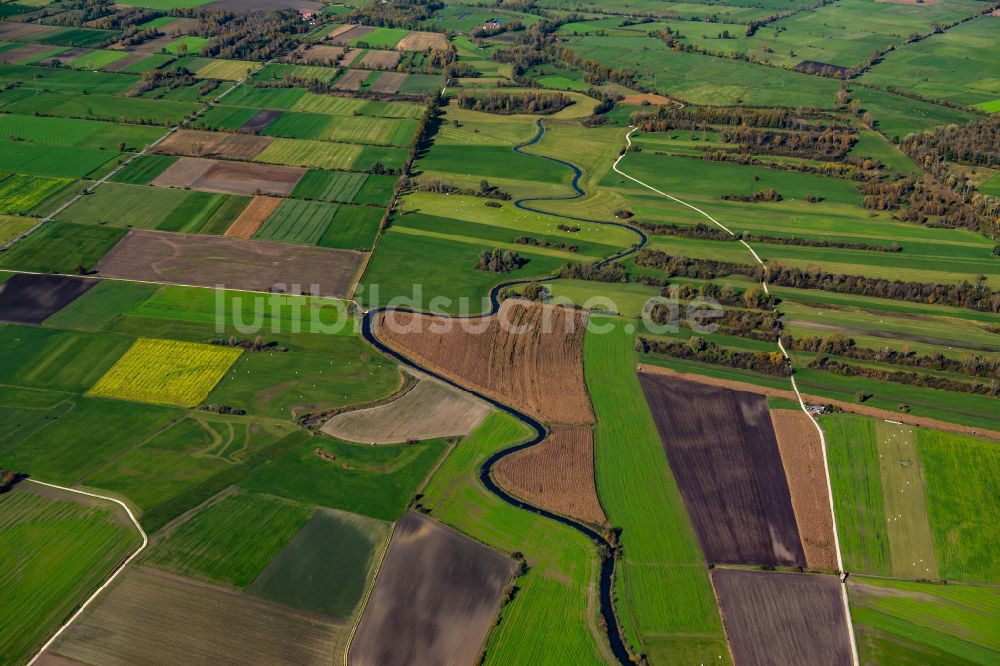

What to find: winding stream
left=360, top=119, right=646, bottom=665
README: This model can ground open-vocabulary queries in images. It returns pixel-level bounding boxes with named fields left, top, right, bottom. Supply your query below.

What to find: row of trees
left=456, top=92, right=574, bottom=115
left=636, top=337, right=791, bottom=376
left=786, top=333, right=1000, bottom=379
left=635, top=250, right=1000, bottom=312
left=646, top=303, right=783, bottom=342
left=810, top=357, right=998, bottom=397
left=634, top=221, right=902, bottom=253
left=718, top=126, right=857, bottom=159
left=558, top=261, right=627, bottom=283
left=475, top=249, right=526, bottom=273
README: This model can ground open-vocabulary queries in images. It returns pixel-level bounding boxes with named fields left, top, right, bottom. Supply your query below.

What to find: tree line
left=456, top=92, right=574, bottom=115
left=633, top=221, right=902, bottom=253
left=636, top=336, right=791, bottom=376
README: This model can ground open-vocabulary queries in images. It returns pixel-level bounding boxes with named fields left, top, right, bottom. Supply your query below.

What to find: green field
left=0, top=174, right=72, bottom=214
left=253, top=199, right=337, bottom=245
left=419, top=412, right=608, bottom=665
left=584, top=318, right=730, bottom=664
left=291, top=169, right=368, bottom=203
left=238, top=435, right=448, bottom=522
left=318, top=204, right=382, bottom=250
left=110, top=155, right=179, bottom=185
left=0, top=215, right=36, bottom=246
left=0, top=485, right=140, bottom=665
left=146, top=489, right=313, bottom=587
left=248, top=508, right=389, bottom=618
left=1, top=91, right=199, bottom=125
left=849, top=576, right=1000, bottom=665
left=918, top=430, right=1000, bottom=584
left=0, top=221, right=125, bottom=274
left=350, top=27, right=409, bottom=48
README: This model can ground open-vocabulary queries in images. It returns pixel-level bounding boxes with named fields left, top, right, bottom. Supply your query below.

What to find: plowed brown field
left=493, top=427, right=606, bottom=525
left=360, top=50, right=400, bottom=69
left=371, top=72, right=407, bottom=94
left=375, top=300, right=594, bottom=425
left=396, top=32, right=447, bottom=51
left=711, top=569, right=852, bottom=666
left=333, top=69, right=368, bottom=91
left=224, top=196, right=283, bottom=239
left=154, top=130, right=272, bottom=160
left=770, top=409, right=838, bottom=571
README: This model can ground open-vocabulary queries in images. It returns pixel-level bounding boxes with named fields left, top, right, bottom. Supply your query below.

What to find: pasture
left=253, top=199, right=336, bottom=245
left=317, top=204, right=382, bottom=250
left=291, top=169, right=367, bottom=203
left=0, top=221, right=126, bottom=274
left=87, top=337, right=242, bottom=407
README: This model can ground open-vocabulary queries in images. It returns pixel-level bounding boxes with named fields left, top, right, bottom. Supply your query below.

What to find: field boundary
left=23, top=478, right=149, bottom=666
left=342, top=518, right=396, bottom=666
left=615, top=126, right=860, bottom=666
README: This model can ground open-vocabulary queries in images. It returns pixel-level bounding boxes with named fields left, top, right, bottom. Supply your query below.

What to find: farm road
left=614, top=126, right=860, bottom=666
left=24, top=479, right=147, bottom=666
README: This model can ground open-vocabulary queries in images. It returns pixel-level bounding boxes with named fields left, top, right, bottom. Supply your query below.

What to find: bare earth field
left=360, top=50, right=401, bottom=69
left=289, top=44, right=346, bottom=65
left=46, top=567, right=348, bottom=666
left=637, top=363, right=1000, bottom=440
left=328, top=25, right=373, bottom=46
left=711, top=569, right=852, bottom=666
left=239, top=109, right=284, bottom=134
left=375, top=300, right=594, bottom=425
left=396, top=32, right=447, bottom=51
left=371, top=72, right=407, bottom=94
left=94, top=230, right=362, bottom=298
left=152, top=156, right=304, bottom=196
left=325, top=24, right=357, bottom=41
left=154, top=130, right=272, bottom=161
left=770, top=409, right=838, bottom=571
left=321, top=370, right=491, bottom=444
left=224, top=195, right=283, bottom=239
left=333, top=69, right=368, bottom=92
left=101, top=52, right=148, bottom=72
left=0, top=273, right=96, bottom=324
left=0, top=43, right=58, bottom=64
left=0, top=22, right=59, bottom=41
left=349, top=512, right=514, bottom=666
left=638, top=372, right=806, bottom=567
left=493, top=426, right=607, bottom=525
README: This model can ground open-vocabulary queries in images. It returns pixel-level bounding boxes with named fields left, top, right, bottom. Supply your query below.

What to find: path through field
left=613, top=126, right=860, bottom=666
left=24, top=479, right=147, bottom=666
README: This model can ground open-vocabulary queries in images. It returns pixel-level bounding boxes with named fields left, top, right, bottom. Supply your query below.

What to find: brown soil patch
left=332, top=68, right=368, bottom=91
left=371, top=71, right=407, bottom=94
left=37, top=48, right=89, bottom=65
left=238, top=109, right=283, bottom=133
left=621, top=93, right=675, bottom=106
left=321, top=370, right=490, bottom=444
left=493, top=427, right=606, bottom=525
left=47, top=566, right=347, bottom=666
left=770, top=409, right=838, bottom=571
left=349, top=512, right=515, bottom=666
left=94, top=229, right=362, bottom=298
left=100, top=51, right=148, bottom=72
left=160, top=17, right=198, bottom=36
left=328, top=24, right=373, bottom=46
left=359, top=49, right=401, bottom=69
left=288, top=44, right=346, bottom=65
left=132, top=35, right=177, bottom=54
left=0, top=21, right=59, bottom=41
left=153, top=129, right=272, bottom=160
left=396, top=31, right=447, bottom=51
left=324, top=24, right=355, bottom=41
left=224, top=195, right=282, bottom=238
left=711, top=569, right=852, bottom=666
left=639, top=372, right=806, bottom=567
left=991, top=8, right=1000, bottom=16
left=0, top=43, right=60, bottom=64
left=375, top=300, right=594, bottom=425
left=152, top=156, right=304, bottom=196
left=637, top=362, right=1000, bottom=441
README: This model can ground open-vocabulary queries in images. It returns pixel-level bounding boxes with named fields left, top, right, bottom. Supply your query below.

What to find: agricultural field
left=375, top=300, right=594, bottom=425
left=349, top=511, right=516, bottom=666
left=712, top=569, right=853, bottom=665
left=2, top=3, right=998, bottom=665
left=87, top=337, right=243, bottom=407
left=321, top=370, right=491, bottom=444
left=0, top=484, right=140, bottom=666
left=639, top=372, right=806, bottom=567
